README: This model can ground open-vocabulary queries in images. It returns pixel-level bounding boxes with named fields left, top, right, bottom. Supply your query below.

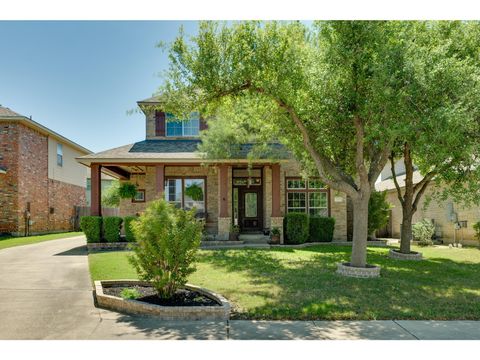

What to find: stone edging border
left=388, top=249, right=423, bottom=260
left=94, top=280, right=231, bottom=321
left=336, top=262, right=381, bottom=278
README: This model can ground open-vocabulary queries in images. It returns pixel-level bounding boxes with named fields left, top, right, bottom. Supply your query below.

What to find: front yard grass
left=0, top=231, right=83, bottom=251
left=88, top=245, right=480, bottom=320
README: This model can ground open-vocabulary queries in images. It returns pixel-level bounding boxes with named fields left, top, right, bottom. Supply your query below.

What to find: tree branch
left=390, top=153, right=405, bottom=206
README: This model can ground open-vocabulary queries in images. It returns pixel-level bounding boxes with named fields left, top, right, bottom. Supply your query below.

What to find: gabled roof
left=0, top=105, right=92, bottom=155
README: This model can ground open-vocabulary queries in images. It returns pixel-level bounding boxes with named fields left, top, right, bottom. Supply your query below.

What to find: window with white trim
left=286, top=178, right=328, bottom=216
left=166, top=112, right=200, bottom=137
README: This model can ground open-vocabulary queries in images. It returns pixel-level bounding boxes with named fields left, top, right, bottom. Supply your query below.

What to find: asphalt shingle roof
left=0, top=106, right=25, bottom=118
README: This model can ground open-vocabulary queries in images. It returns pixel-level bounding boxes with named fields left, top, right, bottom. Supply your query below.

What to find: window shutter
left=155, top=111, right=166, bottom=136
left=199, top=116, right=208, bottom=131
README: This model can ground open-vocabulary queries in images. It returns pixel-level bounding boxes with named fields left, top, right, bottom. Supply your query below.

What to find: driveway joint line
left=393, top=320, right=419, bottom=340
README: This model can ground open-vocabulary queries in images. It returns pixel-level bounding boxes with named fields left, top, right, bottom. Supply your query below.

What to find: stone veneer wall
left=119, top=165, right=221, bottom=233
left=385, top=184, right=480, bottom=245
left=0, top=122, right=20, bottom=233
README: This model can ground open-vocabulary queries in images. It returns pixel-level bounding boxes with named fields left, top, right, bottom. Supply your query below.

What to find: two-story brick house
left=0, top=105, right=91, bottom=236
left=76, top=97, right=348, bottom=243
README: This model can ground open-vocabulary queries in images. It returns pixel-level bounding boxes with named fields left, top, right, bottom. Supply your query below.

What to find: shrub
left=103, top=216, right=123, bottom=243
left=129, top=199, right=203, bottom=299
left=309, top=216, right=335, bottom=242
left=124, top=216, right=138, bottom=242
left=120, top=288, right=140, bottom=300
left=285, top=212, right=310, bottom=244
left=412, top=219, right=435, bottom=246
left=368, top=190, right=391, bottom=235
left=473, top=221, right=480, bottom=243
left=118, top=182, right=138, bottom=199
left=80, top=216, right=102, bottom=243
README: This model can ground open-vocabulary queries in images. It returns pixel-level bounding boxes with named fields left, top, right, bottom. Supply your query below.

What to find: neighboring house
left=0, top=105, right=91, bottom=235
left=376, top=159, right=479, bottom=245
left=76, top=96, right=348, bottom=243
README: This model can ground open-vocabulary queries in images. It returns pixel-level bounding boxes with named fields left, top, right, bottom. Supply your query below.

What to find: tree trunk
left=350, top=194, right=370, bottom=267
left=400, top=207, right=413, bottom=254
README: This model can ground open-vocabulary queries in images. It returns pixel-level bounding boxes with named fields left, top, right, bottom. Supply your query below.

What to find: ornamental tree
left=158, top=21, right=429, bottom=268
left=388, top=21, right=480, bottom=254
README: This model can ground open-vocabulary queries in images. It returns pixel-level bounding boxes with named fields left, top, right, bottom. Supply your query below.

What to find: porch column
left=91, top=164, right=102, bottom=216
left=218, top=164, right=231, bottom=240
left=155, top=164, right=165, bottom=199
left=270, top=163, right=284, bottom=244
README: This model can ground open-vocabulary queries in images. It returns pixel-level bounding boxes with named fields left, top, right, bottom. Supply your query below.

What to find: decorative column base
left=270, top=217, right=284, bottom=244
left=217, top=217, right=231, bottom=241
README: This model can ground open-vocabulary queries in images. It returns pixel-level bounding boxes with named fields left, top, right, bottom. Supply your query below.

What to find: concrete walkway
left=0, top=235, right=479, bottom=340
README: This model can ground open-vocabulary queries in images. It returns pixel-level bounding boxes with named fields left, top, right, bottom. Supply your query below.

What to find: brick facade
left=0, top=122, right=87, bottom=235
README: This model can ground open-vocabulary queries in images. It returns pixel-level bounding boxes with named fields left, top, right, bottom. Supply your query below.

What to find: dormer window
left=166, top=112, right=200, bottom=137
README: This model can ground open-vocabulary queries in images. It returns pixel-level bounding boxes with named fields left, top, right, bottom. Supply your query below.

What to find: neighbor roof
left=375, top=170, right=424, bottom=192
left=76, top=139, right=290, bottom=166
left=0, top=105, right=92, bottom=155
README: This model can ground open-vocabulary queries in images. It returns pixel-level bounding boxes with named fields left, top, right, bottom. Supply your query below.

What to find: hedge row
left=284, top=212, right=336, bottom=245
left=80, top=216, right=138, bottom=243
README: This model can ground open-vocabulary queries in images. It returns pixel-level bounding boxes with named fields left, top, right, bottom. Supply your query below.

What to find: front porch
left=89, top=162, right=285, bottom=243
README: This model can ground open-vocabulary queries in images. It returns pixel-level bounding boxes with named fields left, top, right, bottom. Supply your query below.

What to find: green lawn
left=0, top=232, right=83, bottom=251
left=88, top=245, right=480, bottom=320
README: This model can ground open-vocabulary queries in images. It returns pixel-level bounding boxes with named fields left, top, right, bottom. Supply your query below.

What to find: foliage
left=159, top=20, right=440, bottom=268
left=270, top=227, right=281, bottom=237
left=90, top=245, right=480, bottom=320
left=309, top=216, right=335, bottom=242
left=368, top=191, right=391, bottom=235
left=120, top=288, right=140, bottom=300
left=473, top=221, right=480, bottom=242
left=412, top=219, right=435, bottom=246
left=230, top=224, right=240, bottom=234
left=103, top=216, right=123, bottom=243
left=118, top=182, right=138, bottom=199
left=285, top=212, right=310, bottom=244
left=123, top=216, right=138, bottom=242
left=128, top=199, right=203, bottom=299
left=184, top=182, right=204, bottom=201
left=80, top=216, right=102, bottom=243
left=101, top=180, right=120, bottom=207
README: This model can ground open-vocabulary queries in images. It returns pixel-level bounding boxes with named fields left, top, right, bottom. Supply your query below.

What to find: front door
left=238, top=187, right=263, bottom=232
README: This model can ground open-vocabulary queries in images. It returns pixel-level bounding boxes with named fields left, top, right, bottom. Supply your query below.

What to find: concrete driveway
left=0, top=235, right=479, bottom=340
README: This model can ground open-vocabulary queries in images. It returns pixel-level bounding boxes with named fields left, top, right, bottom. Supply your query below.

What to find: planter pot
left=336, top=262, right=381, bottom=278
left=388, top=249, right=423, bottom=260
left=269, top=235, right=280, bottom=244
left=94, top=280, right=230, bottom=321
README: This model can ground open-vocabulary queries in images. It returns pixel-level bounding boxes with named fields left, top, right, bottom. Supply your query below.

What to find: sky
left=0, top=21, right=199, bottom=153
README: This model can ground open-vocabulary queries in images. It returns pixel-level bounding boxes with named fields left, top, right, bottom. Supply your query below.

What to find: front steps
left=238, top=233, right=270, bottom=245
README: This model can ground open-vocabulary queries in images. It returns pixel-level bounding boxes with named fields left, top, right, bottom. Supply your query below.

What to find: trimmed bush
left=103, top=216, right=123, bottom=243
left=412, top=219, right=435, bottom=246
left=310, top=216, right=335, bottom=242
left=80, top=216, right=102, bottom=243
left=285, top=212, right=310, bottom=244
left=124, top=216, right=138, bottom=242
left=129, top=199, right=203, bottom=299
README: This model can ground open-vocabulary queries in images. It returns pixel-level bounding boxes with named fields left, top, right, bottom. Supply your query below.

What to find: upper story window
left=166, top=112, right=200, bottom=137
left=56, top=143, right=63, bottom=167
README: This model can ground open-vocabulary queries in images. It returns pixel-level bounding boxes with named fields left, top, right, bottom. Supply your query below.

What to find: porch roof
left=76, top=139, right=290, bottom=166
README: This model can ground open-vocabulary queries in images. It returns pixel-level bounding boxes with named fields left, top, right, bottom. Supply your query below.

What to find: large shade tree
left=159, top=21, right=431, bottom=268
left=388, top=21, right=480, bottom=254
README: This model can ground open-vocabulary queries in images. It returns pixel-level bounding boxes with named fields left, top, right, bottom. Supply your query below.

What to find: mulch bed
left=104, top=285, right=220, bottom=307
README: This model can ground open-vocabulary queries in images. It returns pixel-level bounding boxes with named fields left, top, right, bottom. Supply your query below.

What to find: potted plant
left=270, top=227, right=281, bottom=244
left=229, top=224, right=240, bottom=241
